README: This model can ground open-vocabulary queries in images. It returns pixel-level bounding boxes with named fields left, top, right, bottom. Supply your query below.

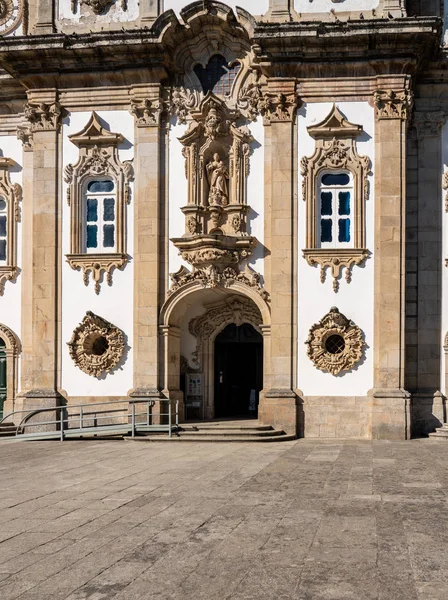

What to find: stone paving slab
left=1, top=438, right=448, bottom=599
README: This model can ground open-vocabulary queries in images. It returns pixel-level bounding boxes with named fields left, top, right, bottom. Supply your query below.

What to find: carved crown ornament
left=68, top=311, right=125, bottom=378
left=306, top=307, right=365, bottom=376
left=373, top=89, right=414, bottom=122
left=169, top=93, right=265, bottom=294
left=0, top=156, right=22, bottom=295
left=64, top=112, right=134, bottom=294
left=189, top=296, right=263, bottom=368
left=301, top=105, right=372, bottom=292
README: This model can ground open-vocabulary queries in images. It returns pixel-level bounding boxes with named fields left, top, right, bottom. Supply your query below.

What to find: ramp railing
left=0, top=398, right=179, bottom=441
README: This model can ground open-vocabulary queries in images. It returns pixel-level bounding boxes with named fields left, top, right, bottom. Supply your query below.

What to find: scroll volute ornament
left=171, top=93, right=257, bottom=272
left=306, top=307, right=365, bottom=376
left=68, top=311, right=125, bottom=378
left=301, top=105, right=371, bottom=291
left=64, top=112, right=134, bottom=294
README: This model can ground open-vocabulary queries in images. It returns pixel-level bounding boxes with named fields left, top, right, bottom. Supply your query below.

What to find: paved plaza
left=0, top=438, right=448, bottom=599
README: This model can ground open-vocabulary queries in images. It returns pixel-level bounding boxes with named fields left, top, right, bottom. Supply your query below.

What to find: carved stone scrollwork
left=237, top=82, right=262, bottom=123
left=65, top=112, right=133, bottom=293
left=189, top=296, right=263, bottom=368
left=0, top=156, right=22, bottom=295
left=373, top=89, right=414, bottom=122
left=129, top=98, right=165, bottom=127
left=68, top=311, right=125, bottom=378
left=412, top=111, right=445, bottom=138
left=258, top=90, right=299, bottom=125
left=301, top=105, right=372, bottom=290
left=306, top=307, right=365, bottom=376
left=16, top=126, right=33, bottom=152
left=443, top=170, right=448, bottom=213
left=168, top=263, right=269, bottom=301
left=170, top=87, right=199, bottom=124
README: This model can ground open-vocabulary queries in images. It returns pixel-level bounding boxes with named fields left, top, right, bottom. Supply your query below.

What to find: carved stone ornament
left=65, top=112, right=134, bottom=293
left=412, top=111, right=445, bottom=138
left=68, top=311, right=125, bottom=378
left=306, top=307, right=365, bottom=376
left=129, top=97, right=164, bottom=127
left=237, top=81, right=262, bottom=123
left=0, top=156, right=22, bottom=295
left=170, top=87, right=200, bottom=125
left=258, top=90, right=299, bottom=125
left=74, top=0, right=125, bottom=15
left=373, top=89, right=414, bottom=122
left=168, top=263, right=269, bottom=301
left=443, top=170, right=448, bottom=213
left=301, top=105, right=372, bottom=290
left=171, top=93, right=258, bottom=287
left=189, top=296, right=263, bottom=368
left=23, top=101, right=63, bottom=131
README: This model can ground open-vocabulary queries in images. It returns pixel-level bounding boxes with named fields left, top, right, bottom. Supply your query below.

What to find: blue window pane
left=103, top=224, right=115, bottom=248
left=87, top=199, right=98, bottom=222
left=0, top=239, right=6, bottom=261
left=0, top=216, right=6, bottom=237
left=321, top=173, right=350, bottom=186
left=339, top=191, right=351, bottom=216
left=0, top=198, right=6, bottom=211
left=87, top=180, right=114, bottom=193
left=103, top=198, right=115, bottom=222
left=86, top=225, right=98, bottom=248
left=321, top=219, right=332, bottom=243
left=338, top=219, right=350, bottom=243
left=321, top=192, right=332, bottom=216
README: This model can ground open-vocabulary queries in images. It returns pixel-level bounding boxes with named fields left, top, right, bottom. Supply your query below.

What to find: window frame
left=0, top=157, right=21, bottom=296
left=82, top=177, right=117, bottom=254
left=317, top=170, right=354, bottom=249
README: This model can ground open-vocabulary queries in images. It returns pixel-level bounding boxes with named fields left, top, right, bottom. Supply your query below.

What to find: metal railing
left=0, top=398, right=179, bottom=441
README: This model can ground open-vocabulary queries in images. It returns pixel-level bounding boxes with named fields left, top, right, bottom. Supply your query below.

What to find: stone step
left=181, top=423, right=273, bottom=432
left=125, top=433, right=296, bottom=443
left=429, top=423, right=448, bottom=439
left=176, top=428, right=285, bottom=437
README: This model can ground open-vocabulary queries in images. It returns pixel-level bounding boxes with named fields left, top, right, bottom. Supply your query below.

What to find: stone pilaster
left=139, top=0, right=162, bottom=24
left=128, top=86, right=165, bottom=408
left=382, top=0, right=406, bottom=17
left=33, top=0, right=55, bottom=34
left=267, top=0, right=293, bottom=21
left=408, top=110, right=445, bottom=435
left=17, top=91, right=63, bottom=415
left=371, top=85, right=413, bottom=439
left=258, top=79, right=299, bottom=436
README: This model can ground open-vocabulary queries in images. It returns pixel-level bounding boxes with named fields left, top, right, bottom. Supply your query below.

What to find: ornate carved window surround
left=301, top=104, right=371, bottom=292
left=64, top=112, right=133, bottom=294
left=0, top=156, right=22, bottom=295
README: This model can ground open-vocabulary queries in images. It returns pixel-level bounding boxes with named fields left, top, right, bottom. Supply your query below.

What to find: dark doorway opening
left=214, top=323, right=263, bottom=418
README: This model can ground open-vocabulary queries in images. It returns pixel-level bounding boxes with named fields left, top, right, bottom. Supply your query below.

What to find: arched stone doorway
left=160, top=283, right=271, bottom=422
left=0, top=323, right=20, bottom=419
left=214, top=323, right=263, bottom=418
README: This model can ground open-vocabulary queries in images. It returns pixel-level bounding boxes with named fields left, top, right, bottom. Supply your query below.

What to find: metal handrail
left=0, top=398, right=179, bottom=441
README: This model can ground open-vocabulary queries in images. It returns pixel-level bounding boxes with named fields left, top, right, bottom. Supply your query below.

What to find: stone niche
left=170, top=93, right=257, bottom=274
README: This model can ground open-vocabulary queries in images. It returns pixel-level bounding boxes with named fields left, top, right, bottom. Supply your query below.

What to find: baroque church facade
left=0, top=0, right=445, bottom=439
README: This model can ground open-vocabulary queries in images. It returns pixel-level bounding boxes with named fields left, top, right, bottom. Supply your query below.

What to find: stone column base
left=410, top=390, right=445, bottom=437
left=370, top=388, right=411, bottom=440
left=17, top=389, right=63, bottom=433
left=259, top=389, right=300, bottom=436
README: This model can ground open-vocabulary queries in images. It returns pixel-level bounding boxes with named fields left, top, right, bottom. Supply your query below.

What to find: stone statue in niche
left=206, top=153, right=229, bottom=206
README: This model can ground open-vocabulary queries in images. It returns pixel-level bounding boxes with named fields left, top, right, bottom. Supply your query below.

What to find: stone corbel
left=66, top=253, right=128, bottom=295
left=302, top=249, right=370, bottom=293
left=373, top=89, right=414, bottom=122
left=129, top=97, right=165, bottom=127
left=412, top=111, right=445, bottom=138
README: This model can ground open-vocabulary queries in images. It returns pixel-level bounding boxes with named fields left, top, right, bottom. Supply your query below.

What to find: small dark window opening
left=325, top=335, right=345, bottom=355
left=194, top=55, right=241, bottom=95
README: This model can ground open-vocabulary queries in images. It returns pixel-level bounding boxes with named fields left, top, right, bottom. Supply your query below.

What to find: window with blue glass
left=84, top=180, right=116, bottom=253
left=318, top=172, right=353, bottom=248
left=0, top=197, right=6, bottom=262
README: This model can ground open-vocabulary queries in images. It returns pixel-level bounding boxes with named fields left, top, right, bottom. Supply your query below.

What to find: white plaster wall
left=441, top=122, right=448, bottom=394
left=0, top=135, right=22, bottom=391
left=164, top=1, right=268, bottom=16
left=295, top=0, right=380, bottom=13
left=59, top=0, right=139, bottom=23
left=168, top=116, right=265, bottom=277
left=297, top=102, right=375, bottom=396
left=61, top=111, right=134, bottom=397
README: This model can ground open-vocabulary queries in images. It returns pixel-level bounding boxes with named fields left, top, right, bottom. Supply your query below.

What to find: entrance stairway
left=429, top=424, right=448, bottom=439
left=0, top=422, right=15, bottom=437
left=126, top=419, right=296, bottom=443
